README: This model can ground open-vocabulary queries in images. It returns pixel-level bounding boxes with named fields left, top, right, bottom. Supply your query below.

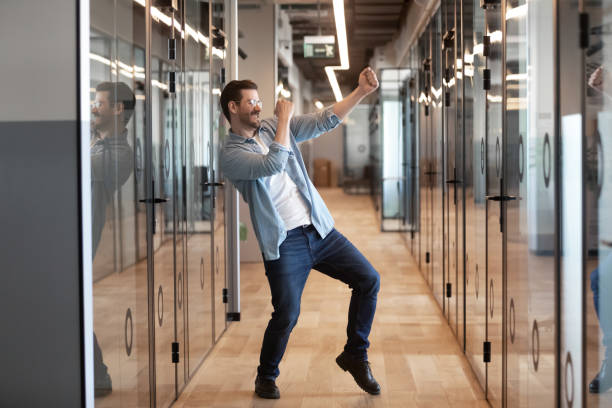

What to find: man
left=90, top=81, right=136, bottom=398
left=588, top=66, right=612, bottom=393
left=219, top=67, right=381, bottom=399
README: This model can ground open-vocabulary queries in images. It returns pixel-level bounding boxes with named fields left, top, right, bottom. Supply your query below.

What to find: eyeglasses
left=91, top=101, right=105, bottom=109
left=244, top=99, right=262, bottom=109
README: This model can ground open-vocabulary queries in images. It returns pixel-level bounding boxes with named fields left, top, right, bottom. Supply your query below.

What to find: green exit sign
left=303, top=35, right=335, bottom=58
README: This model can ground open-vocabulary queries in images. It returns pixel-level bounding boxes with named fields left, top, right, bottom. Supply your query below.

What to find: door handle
left=485, top=195, right=520, bottom=202
left=139, top=196, right=168, bottom=235
left=139, top=198, right=169, bottom=204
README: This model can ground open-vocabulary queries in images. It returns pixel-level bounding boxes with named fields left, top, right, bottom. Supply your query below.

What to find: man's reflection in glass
left=90, top=81, right=135, bottom=398
left=588, top=66, right=612, bottom=393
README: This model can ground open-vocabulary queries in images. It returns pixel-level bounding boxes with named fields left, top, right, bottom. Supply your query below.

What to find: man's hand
left=275, top=99, right=294, bottom=122
left=358, top=67, right=379, bottom=96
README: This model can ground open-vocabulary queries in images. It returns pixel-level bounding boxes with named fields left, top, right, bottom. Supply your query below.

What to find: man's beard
left=240, top=111, right=260, bottom=129
left=92, top=114, right=118, bottom=132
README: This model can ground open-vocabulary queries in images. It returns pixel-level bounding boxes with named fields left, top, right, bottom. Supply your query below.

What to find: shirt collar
left=228, top=127, right=261, bottom=144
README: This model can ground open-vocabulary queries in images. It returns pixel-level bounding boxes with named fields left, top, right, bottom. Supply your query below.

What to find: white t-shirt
left=252, top=135, right=312, bottom=230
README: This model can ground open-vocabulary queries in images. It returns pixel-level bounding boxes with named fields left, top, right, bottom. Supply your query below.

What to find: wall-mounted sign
left=303, top=35, right=335, bottom=58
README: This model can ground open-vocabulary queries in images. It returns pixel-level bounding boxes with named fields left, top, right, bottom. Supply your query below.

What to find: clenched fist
left=275, top=99, right=294, bottom=122
left=358, top=67, right=379, bottom=96
left=589, top=66, right=605, bottom=92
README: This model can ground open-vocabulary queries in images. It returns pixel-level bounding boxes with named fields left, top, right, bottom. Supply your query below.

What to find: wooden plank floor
left=174, top=188, right=488, bottom=408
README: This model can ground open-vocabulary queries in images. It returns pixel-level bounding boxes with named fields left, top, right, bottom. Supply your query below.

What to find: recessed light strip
left=326, top=0, right=349, bottom=102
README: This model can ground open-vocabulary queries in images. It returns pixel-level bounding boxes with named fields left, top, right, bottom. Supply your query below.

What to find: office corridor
left=174, top=189, right=487, bottom=407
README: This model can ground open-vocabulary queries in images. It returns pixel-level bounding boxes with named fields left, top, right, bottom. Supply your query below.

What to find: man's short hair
left=220, top=80, right=258, bottom=121
left=96, top=81, right=136, bottom=125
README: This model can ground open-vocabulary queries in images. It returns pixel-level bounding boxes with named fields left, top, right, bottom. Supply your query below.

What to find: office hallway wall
left=174, top=188, right=487, bottom=407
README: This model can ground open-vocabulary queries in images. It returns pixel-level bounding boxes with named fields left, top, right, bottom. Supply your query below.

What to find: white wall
left=238, top=2, right=277, bottom=262
left=0, top=1, right=78, bottom=121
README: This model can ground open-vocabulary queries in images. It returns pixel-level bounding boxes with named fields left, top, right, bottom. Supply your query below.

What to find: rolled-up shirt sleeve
left=290, top=107, right=342, bottom=143
left=221, top=142, right=293, bottom=181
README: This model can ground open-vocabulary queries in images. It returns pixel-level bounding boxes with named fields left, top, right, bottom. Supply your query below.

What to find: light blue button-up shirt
left=220, top=107, right=342, bottom=261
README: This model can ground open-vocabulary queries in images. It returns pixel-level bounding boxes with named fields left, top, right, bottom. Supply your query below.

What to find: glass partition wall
left=406, top=0, right=612, bottom=405
left=89, top=0, right=232, bottom=406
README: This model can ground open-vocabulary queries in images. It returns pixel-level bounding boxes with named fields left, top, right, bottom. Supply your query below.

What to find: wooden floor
left=173, top=188, right=488, bottom=408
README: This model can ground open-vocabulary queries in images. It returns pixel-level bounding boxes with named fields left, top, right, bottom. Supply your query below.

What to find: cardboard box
left=313, top=158, right=331, bottom=187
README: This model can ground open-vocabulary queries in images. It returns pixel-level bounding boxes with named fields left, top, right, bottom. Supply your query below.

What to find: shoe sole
left=336, top=355, right=381, bottom=395
left=255, top=388, right=280, bottom=399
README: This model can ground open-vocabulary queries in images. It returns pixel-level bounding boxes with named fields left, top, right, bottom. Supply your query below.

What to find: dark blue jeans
left=257, top=225, right=380, bottom=380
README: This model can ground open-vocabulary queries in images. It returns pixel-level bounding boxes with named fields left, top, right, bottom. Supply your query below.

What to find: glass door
left=149, top=3, right=184, bottom=404
left=211, top=0, right=228, bottom=342
left=380, top=68, right=412, bottom=232
left=583, top=0, right=612, bottom=405
left=419, top=23, right=433, bottom=287
left=89, top=0, right=150, bottom=406
left=463, top=0, right=488, bottom=391
left=433, top=12, right=446, bottom=310
left=183, top=0, right=214, bottom=380
left=484, top=2, right=504, bottom=406
left=442, top=0, right=460, bottom=334
left=505, top=0, right=557, bottom=404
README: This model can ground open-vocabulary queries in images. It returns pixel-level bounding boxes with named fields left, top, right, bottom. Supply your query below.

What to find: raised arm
left=332, top=67, right=379, bottom=121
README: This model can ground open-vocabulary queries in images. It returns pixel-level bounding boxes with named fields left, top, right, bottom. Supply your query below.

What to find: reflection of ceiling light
left=506, top=73, right=528, bottom=81
left=131, top=0, right=224, bottom=58
left=465, top=66, right=474, bottom=77
left=314, top=100, right=324, bottom=109
left=212, top=88, right=221, bottom=95
left=325, top=0, right=349, bottom=102
left=489, top=30, right=503, bottom=43
left=464, top=52, right=474, bottom=64
left=431, top=86, right=442, bottom=99
left=456, top=59, right=463, bottom=69
left=506, top=4, right=528, bottom=20
left=152, top=80, right=168, bottom=91
left=487, top=94, right=502, bottom=103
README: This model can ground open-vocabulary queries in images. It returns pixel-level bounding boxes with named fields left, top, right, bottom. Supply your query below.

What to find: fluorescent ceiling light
left=314, top=100, right=324, bottom=109
left=325, top=0, right=350, bottom=102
